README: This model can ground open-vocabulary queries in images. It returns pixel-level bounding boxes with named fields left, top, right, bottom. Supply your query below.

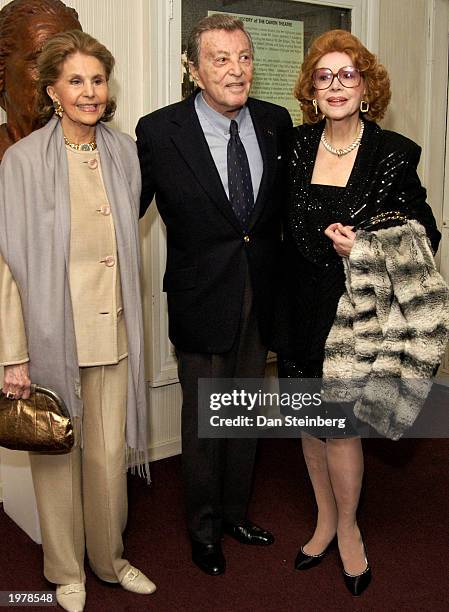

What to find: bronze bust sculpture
left=0, top=0, right=81, bottom=160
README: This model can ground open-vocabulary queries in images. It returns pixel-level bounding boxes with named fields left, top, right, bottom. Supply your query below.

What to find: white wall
left=379, top=0, right=449, bottom=373
left=379, top=0, right=448, bottom=227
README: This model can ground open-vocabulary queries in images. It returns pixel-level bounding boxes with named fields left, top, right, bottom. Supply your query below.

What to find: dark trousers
left=176, top=275, right=268, bottom=544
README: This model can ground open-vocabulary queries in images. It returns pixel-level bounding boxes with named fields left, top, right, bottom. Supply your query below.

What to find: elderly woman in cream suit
left=0, top=31, right=154, bottom=612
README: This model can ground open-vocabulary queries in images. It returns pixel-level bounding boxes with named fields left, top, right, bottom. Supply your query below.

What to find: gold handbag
left=0, top=385, right=74, bottom=454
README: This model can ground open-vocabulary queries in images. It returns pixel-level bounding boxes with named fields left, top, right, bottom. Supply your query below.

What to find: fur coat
left=323, top=220, right=449, bottom=440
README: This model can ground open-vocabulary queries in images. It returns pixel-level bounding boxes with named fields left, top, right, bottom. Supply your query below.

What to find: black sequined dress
left=277, top=131, right=368, bottom=378
left=277, top=182, right=359, bottom=434
left=277, top=182, right=355, bottom=378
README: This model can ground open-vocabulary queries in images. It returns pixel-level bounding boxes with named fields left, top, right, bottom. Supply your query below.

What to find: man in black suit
left=136, top=13, right=292, bottom=575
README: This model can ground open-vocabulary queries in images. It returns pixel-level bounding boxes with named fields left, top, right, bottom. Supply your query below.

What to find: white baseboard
left=148, top=437, right=181, bottom=462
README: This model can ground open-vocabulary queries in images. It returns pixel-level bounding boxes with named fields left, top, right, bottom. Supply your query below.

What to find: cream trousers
left=29, top=358, right=129, bottom=585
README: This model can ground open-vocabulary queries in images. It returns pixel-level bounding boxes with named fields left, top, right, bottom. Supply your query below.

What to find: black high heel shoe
left=343, top=563, right=371, bottom=596
left=342, top=540, right=371, bottom=596
left=294, top=537, right=335, bottom=570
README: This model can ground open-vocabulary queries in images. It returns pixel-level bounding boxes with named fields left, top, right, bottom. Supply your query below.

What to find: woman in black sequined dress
left=274, top=30, right=440, bottom=596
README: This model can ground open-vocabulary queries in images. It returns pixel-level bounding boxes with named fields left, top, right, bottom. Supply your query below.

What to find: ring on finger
left=6, top=391, right=15, bottom=399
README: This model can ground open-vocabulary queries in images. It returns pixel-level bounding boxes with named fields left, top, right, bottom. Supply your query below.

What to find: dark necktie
left=227, top=119, right=254, bottom=229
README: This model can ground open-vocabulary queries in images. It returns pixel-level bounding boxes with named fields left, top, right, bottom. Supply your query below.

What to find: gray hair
left=187, top=13, right=254, bottom=68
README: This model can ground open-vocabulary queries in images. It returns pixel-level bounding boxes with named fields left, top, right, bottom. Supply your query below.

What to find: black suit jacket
left=136, top=93, right=292, bottom=353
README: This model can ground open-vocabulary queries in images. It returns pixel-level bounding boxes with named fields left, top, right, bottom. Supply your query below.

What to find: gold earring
left=53, top=99, right=63, bottom=117
left=360, top=100, right=369, bottom=113
left=312, top=99, right=319, bottom=115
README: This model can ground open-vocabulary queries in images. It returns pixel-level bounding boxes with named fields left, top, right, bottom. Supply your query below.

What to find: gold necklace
left=321, top=120, right=364, bottom=158
left=64, top=135, right=97, bottom=152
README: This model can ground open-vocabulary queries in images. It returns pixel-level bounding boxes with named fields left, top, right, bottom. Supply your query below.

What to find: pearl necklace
left=321, top=120, right=364, bottom=158
left=64, top=136, right=97, bottom=152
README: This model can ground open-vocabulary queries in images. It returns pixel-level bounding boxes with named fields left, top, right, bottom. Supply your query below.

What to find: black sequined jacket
left=273, top=118, right=441, bottom=359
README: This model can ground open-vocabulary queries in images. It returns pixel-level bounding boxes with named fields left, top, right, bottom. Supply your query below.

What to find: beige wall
left=380, top=0, right=429, bottom=144
left=64, top=0, right=151, bottom=137
left=379, top=0, right=448, bottom=227
left=379, top=0, right=449, bottom=373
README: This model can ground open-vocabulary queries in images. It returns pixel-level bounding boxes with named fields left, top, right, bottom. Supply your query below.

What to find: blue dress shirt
left=194, top=92, right=263, bottom=203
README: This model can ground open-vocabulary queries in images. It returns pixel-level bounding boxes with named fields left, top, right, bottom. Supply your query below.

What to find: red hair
left=295, top=29, right=391, bottom=124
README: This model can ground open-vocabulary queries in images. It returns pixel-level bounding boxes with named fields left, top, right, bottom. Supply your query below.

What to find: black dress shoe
left=191, top=540, right=225, bottom=576
left=294, top=537, right=335, bottom=570
left=343, top=564, right=371, bottom=596
left=223, top=520, right=274, bottom=546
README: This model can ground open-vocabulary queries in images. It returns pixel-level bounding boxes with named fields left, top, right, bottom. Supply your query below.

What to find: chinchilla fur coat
left=323, top=219, right=449, bottom=440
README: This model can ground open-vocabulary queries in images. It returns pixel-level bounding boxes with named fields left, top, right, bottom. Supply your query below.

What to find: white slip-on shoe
left=120, top=565, right=156, bottom=595
left=56, top=583, right=86, bottom=612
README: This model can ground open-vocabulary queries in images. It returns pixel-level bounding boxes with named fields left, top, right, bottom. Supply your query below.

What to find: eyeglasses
left=312, top=66, right=362, bottom=90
